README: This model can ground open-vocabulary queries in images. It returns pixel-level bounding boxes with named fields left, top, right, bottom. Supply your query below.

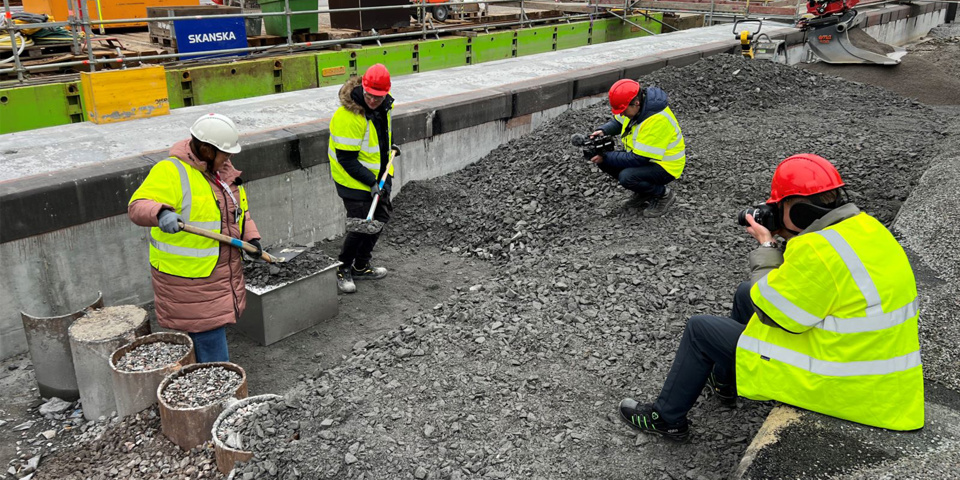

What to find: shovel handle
left=365, top=147, right=398, bottom=221
left=178, top=222, right=283, bottom=263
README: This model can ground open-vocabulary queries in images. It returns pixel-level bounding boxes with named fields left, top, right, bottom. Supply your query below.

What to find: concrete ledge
left=621, top=57, right=667, bottom=80
left=236, top=129, right=302, bottom=182
left=571, top=65, right=624, bottom=99
left=0, top=157, right=153, bottom=243
left=497, top=76, right=575, bottom=117
left=284, top=121, right=330, bottom=170
left=428, top=89, right=513, bottom=135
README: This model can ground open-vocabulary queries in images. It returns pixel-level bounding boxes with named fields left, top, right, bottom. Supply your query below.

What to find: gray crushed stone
left=115, top=342, right=191, bottom=372
left=31, top=407, right=219, bottom=480
left=244, top=247, right=338, bottom=289
left=230, top=54, right=951, bottom=479
left=161, top=366, right=243, bottom=409
left=216, top=396, right=299, bottom=462
left=68, top=306, right=146, bottom=342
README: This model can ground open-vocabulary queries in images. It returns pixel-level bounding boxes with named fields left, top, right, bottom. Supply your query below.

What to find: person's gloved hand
left=248, top=238, right=263, bottom=259
left=157, top=210, right=183, bottom=234
left=370, top=183, right=381, bottom=199
left=391, top=144, right=402, bottom=157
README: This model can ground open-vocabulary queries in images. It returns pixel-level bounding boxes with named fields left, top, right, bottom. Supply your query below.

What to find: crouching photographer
left=617, top=154, right=924, bottom=443
left=585, top=79, right=686, bottom=217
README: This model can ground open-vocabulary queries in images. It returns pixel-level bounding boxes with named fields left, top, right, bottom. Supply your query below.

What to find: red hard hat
left=767, top=154, right=846, bottom=204
left=362, top=64, right=391, bottom=96
left=608, top=79, right=641, bottom=115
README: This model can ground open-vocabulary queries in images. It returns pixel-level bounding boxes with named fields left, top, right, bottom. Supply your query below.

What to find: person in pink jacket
left=128, top=114, right=262, bottom=362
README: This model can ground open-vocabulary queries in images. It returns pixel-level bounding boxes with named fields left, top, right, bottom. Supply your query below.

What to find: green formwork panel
left=557, top=22, right=591, bottom=50
left=185, top=59, right=279, bottom=105
left=280, top=53, right=320, bottom=92
left=625, top=14, right=663, bottom=38
left=516, top=26, right=555, bottom=56
left=470, top=31, right=515, bottom=64
left=355, top=43, right=416, bottom=78
left=415, top=37, right=468, bottom=73
left=590, top=18, right=614, bottom=44
left=316, top=50, right=356, bottom=87
left=165, top=69, right=187, bottom=109
left=0, top=82, right=84, bottom=134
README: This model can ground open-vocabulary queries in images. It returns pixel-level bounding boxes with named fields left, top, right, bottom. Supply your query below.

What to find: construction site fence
left=0, top=0, right=665, bottom=79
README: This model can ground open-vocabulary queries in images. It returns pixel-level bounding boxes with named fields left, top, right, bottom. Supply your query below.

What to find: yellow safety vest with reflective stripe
left=736, top=212, right=923, bottom=431
left=616, top=106, right=686, bottom=178
left=129, top=157, right=248, bottom=278
left=328, top=106, right=393, bottom=191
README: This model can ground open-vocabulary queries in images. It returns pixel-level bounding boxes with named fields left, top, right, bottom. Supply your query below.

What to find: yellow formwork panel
left=80, top=66, right=170, bottom=124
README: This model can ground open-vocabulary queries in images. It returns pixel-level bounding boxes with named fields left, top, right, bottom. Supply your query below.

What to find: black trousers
left=653, top=281, right=755, bottom=423
left=597, top=160, right=675, bottom=198
left=339, top=196, right=392, bottom=269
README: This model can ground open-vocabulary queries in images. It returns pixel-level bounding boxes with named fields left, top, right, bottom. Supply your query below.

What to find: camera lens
left=737, top=208, right=758, bottom=227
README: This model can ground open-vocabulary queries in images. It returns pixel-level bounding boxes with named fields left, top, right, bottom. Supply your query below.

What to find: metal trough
left=235, top=261, right=341, bottom=346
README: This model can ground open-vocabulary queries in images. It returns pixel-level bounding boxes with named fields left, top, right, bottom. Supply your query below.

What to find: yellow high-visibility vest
left=328, top=106, right=393, bottom=191
left=736, top=213, right=923, bottom=431
left=616, top=106, right=686, bottom=178
left=129, top=157, right=248, bottom=278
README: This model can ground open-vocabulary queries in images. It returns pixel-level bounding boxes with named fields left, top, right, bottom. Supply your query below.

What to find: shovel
left=344, top=146, right=400, bottom=235
left=178, top=222, right=286, bottom=263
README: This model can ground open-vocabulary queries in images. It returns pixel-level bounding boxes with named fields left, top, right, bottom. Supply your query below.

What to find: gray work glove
left=370, top=183, right=381, bottom=199
left=157, top=209, right=183, bottom=234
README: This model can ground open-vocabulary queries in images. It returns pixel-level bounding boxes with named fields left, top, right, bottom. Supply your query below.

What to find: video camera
left=736, top=204, right=781, bottom=231
left=570, top=133, right=615, bottom=161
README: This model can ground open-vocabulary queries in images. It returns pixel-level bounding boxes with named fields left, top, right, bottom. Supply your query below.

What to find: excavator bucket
left=805, top=11, right=902, bottom=65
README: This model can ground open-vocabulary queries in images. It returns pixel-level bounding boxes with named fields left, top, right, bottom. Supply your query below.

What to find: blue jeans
left=653, top=281, right=755, bottom=423
left=188, top=326, right=230, bottom=363
left=598, top=160, right=674, bottom=198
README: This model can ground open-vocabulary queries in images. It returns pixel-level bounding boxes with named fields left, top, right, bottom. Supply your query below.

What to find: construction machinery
left=799, top=0, right=902, bottom=65
left=733, top=19, right=786, bottom=62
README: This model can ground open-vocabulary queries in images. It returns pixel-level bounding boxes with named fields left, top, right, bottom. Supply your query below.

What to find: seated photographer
left=589, top=79, right=685, bottom=217
left=618, top=154, right=923, bottom=443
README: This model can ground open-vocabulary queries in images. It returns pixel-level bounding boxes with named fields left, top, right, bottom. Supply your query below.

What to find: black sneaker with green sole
left=352, top=264, right=388, bottom=280
left=618, top=398, right=691, bottom=443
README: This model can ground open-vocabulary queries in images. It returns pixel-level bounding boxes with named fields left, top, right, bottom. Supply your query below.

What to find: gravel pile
left=69, top=306, right=146, bottom=342
left=161, top=367, right=243, bottom=409
left=114, top=342, right=190, bottom=372
left=244, top=247, right=339, bottom=290
left=31, top=407, right=219, bottom=480
left=229, top=54, right=949, bottom=479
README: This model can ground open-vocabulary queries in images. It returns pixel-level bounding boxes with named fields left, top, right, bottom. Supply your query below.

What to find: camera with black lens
left=737, top=204, right=781, bottom=231
left=570, top=133, right=615, bottom=160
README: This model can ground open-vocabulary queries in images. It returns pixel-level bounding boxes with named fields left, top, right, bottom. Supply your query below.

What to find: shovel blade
left=266, top=246, right=307, bottom=263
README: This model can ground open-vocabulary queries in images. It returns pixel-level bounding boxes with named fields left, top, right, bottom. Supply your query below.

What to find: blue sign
left=174, top=17, right=248, bottom=60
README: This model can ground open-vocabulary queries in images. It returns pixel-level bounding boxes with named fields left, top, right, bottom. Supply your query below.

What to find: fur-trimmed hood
left=338, top=75, right=395, bottom=116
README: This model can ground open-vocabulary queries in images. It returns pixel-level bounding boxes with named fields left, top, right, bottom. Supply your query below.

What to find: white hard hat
left=189, top=113, right=241, bottom=154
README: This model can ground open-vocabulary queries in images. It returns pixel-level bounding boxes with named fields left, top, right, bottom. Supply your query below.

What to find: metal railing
left=0, top=0, right=656, bottom=82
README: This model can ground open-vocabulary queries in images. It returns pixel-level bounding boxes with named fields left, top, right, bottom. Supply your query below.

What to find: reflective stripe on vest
left=169, top=158, right=222, bottom=231
left=621, top=107, right=686, bottom=178
left=329, top=106, right=392, bottom=192
left=737, top=336, right=922, bottom=377
left=753, top=228, right=917, bottom=334
left=145, top=159, right=222, bottom=278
